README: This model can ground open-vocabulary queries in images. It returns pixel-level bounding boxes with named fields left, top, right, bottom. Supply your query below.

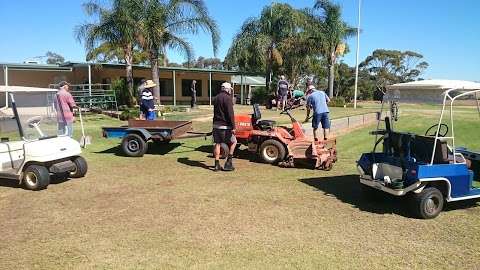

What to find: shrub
left=251, top=86, right=268, bottom=105
left=329, top=97, right=346, bottom=107
left=119, top=108, right=140, bottom=121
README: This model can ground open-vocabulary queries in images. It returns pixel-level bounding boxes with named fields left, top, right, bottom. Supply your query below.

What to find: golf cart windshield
left=0, top=90, right=64, bottom=141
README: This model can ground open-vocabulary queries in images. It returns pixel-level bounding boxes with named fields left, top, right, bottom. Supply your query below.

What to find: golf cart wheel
left=259, top=139, right=286, bottom=164
left=411, top=187, right=444, bottom=219
left=121, top=133, right=148, bottom=157
left=23, top=165, right=50, bottom=191
left=70, top=156, right=88, bottom=178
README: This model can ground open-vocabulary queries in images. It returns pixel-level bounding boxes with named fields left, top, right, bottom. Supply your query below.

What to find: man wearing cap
left=141, top=80, right=157, bottom=120
left=55, top=81, right=77, bottom=137
left=212, top=82, right=237, bottom=171
left=306, top=85, right=331, bottom=141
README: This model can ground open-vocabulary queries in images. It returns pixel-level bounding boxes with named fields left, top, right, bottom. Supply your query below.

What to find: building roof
left=231, top=75, right=266, bottom=86
left=0, top=61, right=263, bottom=75
left=388, top=80, right=480, bottom=91
left=0, top=86, right=57, bottom=92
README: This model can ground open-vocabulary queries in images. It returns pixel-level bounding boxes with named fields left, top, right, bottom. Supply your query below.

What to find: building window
left=159, top=79, right=174, bottom=97
left=210, top=80, right=227, bottom=96
left=182, top=79, right=202, bottom=97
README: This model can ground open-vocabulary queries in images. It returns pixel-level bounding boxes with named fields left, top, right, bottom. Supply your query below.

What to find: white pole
left=173, top=70, right=176, bottom=107
left=240, top=74, right=244, bottom=105
left=209, top=72, right=212, bottom=106
left=353, top=0, right=362, bottom=109
left=4, top=65, right=8, bottom=108
left=88, top=64, right=92, bottom=108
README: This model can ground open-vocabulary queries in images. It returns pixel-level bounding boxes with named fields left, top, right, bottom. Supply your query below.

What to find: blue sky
left=0, top=0, right=478, bottom=80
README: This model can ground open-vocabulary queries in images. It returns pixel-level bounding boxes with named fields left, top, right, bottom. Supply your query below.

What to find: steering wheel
left=425, top=123, right=449, bottom=137
left=27, top=116, right=42, bottom=128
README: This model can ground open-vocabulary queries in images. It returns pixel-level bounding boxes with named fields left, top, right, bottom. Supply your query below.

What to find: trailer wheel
left=23, top=165, right=50, bottom=191
left=411, top=187, right=444, bottom=219
left=259, top=139, right=286, bottom=164
left=70, top=156, right=88, bottom=178
left=122, top=133, right=148, bottom=157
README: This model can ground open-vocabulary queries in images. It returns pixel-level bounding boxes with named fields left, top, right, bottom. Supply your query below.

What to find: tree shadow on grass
left=96, top=142, right=183, bottom=157
left=299, top=174, right=413, bottom=218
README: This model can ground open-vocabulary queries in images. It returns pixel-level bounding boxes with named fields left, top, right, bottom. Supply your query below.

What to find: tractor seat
left=252, top=104, right=276, bottom=130
left=256, top=120, right=276, bottom=130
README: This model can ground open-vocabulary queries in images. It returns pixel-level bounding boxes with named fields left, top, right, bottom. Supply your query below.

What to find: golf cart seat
left=411, top=135, right=449, bottom=164
left=252, top=104, right=276, bottom=130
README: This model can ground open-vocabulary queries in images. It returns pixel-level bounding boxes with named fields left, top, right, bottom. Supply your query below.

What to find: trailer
left=102, top=119, right=226, bottom=157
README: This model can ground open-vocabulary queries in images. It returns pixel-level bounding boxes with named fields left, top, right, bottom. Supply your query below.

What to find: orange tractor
left=234, top=104, right=337, bottom=170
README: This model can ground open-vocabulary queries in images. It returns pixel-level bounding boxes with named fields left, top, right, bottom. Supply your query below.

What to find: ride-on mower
left=234, top=104, right=337, bottom=170
left=0, top=91, right=88, bottom=190
left=357, top=86, right=480, bottom=219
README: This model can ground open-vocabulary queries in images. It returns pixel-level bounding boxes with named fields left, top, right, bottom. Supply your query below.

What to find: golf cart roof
left=387, top=80, right=480, bottom=91
left=0, top=86, right=57, bottom=93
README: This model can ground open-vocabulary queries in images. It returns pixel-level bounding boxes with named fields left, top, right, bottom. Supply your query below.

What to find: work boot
left=223, top=155, right=235, bottom=171
left=213, top=160, right=223, bottom=172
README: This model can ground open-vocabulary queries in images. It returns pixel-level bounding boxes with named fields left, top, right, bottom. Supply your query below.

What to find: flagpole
left=353, top=0, right=362, bottom=109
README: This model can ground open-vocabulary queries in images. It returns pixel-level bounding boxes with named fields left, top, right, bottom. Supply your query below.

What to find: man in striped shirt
left=140, top=80, right=156, bottom=120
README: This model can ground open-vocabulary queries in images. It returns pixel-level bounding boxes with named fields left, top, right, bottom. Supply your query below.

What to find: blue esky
left=0, top=0, right=478, bottom=80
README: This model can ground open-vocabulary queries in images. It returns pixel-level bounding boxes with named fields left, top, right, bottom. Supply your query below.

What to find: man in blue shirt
left=306, top=85, right=331, bottom=140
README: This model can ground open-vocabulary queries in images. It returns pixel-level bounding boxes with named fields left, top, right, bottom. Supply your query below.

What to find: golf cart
left=235, top=103, right=337, bottom=170
left=0, top=89, right=87, bottom=190
left=357, top=86, right=480, bottom=219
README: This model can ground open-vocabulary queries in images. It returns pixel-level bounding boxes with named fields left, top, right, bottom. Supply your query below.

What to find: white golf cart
left=0, top=87, right=87, bottom=190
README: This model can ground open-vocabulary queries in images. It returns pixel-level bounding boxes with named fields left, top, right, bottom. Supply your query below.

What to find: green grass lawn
left=0, top=107, right=479, bottom=269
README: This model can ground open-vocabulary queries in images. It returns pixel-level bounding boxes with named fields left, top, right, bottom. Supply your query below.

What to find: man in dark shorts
left=212, top=82, right=237, bottom=171
left=277, top=75, right=289, bottom=110
left=306, top=85, right=331, bottom=141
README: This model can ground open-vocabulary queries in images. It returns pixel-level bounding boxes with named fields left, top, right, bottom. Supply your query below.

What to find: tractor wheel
left=411, top=187, right=444, bottom=219
left=122, top=133, right=148, bottom=157
left=23, top=165, right=50, bottom=191
left=259, top=139, right=286, bottom=164
left=70, top=156, right=88, bottom=178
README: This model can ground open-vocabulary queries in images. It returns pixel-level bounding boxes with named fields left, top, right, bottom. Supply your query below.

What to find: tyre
left=259, top=139, right=286, bottom=164
left=70, top=156, right=88, bottom=178
left=121, top=133, right=148, bottom=157
left=23, top=165, right=50, bottom=191
left=411, top=187, right=444, bottom=219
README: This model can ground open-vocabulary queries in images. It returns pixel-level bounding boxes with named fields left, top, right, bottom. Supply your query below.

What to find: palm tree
left=75, top=0, right=141, bottom=105
left=136, top=0, right=220, bottom=102
left=86, top=42, right=149, bottom=64
left=226, top=3, right=299, bottom=90
left=313, top=0, right=355, bottom=97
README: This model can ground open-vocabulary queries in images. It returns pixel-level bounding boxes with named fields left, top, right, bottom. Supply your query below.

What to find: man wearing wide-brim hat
left=212, top=82, right=237, bottom=171
left=141, top=80, right=157, bottom=120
